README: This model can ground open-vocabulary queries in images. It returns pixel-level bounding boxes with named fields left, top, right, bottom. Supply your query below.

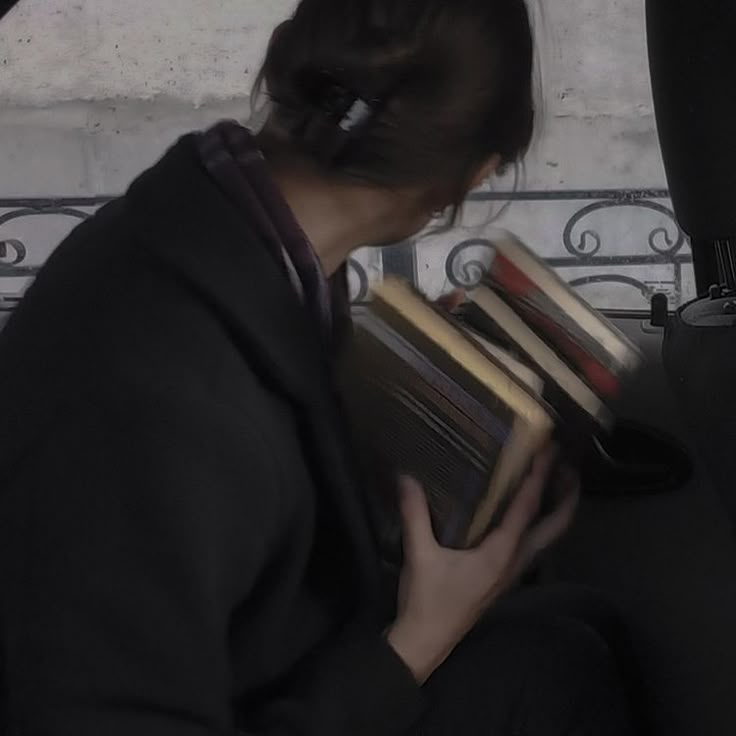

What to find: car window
left=351, top=1, right=696, bottom=312
left=0, top=0, right=695, bottom=315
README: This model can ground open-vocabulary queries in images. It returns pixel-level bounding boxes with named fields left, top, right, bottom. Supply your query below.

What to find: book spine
left=484, top=255, right=625, bottom=398
left=343, top=322, right=516, bottom=551
left=368, top=300, right=520, bottom=427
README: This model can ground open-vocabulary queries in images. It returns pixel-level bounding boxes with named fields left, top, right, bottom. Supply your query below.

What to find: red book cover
left=487, top=253, right=621, bottom=399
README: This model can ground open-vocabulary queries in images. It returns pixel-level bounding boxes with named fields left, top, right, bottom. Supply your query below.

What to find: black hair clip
left=293, top=67, right=382, bottom=162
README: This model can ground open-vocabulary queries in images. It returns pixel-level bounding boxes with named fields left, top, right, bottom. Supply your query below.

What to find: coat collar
left=126, top=133, right=334, bottom=411
left=123, top=133, right=383, bottom=604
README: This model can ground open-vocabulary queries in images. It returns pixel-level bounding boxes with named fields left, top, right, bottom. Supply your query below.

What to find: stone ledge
left=0, top=99, right=665, bottom=197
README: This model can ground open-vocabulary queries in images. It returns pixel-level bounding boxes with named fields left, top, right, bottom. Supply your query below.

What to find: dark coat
left=0, top=135, right=424, bottom=735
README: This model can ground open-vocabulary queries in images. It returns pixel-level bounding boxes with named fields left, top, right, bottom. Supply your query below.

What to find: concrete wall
left=0, top=0, right=694, bottom=310
left=0, top=0, right=665, bottom=192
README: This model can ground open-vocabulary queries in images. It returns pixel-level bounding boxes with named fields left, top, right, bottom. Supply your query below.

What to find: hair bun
left=292, top=67, right=382, bottom=162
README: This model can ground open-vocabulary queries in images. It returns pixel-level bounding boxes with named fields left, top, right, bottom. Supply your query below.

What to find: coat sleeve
left=0, top=379, right=425, bottom=736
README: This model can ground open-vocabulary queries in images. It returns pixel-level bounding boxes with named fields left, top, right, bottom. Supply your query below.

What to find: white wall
left=1, top=0, right=653, bottom=114
left=0, top=0, right=665, bottom=191
left=0, top=0, right=294, bottom=106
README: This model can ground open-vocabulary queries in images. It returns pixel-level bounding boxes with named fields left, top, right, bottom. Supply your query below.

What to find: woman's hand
left=386, top=446, right=579, bottom=684
left=435, top=289, right=466, bottom=313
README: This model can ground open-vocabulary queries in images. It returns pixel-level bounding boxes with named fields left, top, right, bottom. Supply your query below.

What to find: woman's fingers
left=398, top=476, right=438, bottom=562
left=436, top=290, right=466, bottom=312
left=510, top=472, right=581, bottom=580
left=494, top=445, right=559, bottom=544
left=399, top=449, right=577, bottom=581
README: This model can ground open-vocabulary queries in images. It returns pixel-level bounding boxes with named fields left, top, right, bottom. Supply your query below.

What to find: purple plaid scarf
left=196, top=120, right=351, bottom=349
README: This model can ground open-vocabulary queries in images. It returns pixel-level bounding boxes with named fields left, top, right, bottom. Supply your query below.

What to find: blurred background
left=0, top=0, right=694, bottom=315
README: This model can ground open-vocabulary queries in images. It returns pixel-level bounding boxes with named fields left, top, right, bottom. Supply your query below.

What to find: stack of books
left=341, top=231, right=642, bottom=550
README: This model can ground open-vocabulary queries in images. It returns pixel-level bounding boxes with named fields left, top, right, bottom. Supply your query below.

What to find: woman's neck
left=260, top=144, right=427, bottom=277
left=265, top=169, right=370, bottom=276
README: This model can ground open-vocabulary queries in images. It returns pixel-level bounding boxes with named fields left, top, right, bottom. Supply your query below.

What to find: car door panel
left=548, top=315, right=736, bottom=736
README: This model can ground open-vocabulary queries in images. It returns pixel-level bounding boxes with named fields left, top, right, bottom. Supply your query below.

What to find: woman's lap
left=412, top=585, right=641, bottom=736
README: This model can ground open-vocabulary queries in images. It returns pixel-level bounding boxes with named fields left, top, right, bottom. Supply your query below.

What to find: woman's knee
left=513, top=616, right=637, bottom=735
left=419, top=615, right=636, bottom=736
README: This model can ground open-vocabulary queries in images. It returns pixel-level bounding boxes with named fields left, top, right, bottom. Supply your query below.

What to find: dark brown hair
left=253, top=0, right=535, bottom=207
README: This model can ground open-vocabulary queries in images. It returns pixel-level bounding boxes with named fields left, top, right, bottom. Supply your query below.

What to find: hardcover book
left=340, top=232, right=641, bottom=551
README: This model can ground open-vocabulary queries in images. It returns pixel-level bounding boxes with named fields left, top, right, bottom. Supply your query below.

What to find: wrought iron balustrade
left=1, top=189, right=693, bottom=314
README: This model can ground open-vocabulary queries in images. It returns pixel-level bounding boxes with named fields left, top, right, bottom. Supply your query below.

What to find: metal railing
left=1, top=189, right=693, bottom=311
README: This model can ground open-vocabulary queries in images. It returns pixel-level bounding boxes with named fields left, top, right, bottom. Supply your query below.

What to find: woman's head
left=254, top=0, right=536, bottom=252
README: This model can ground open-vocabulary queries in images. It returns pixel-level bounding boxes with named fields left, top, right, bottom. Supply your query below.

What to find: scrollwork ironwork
left=445, top=239, right=495, bottom=290
left=442, top=191, right=691, bottom=309
left=563, top=199, right=685, bottom=260
left=0, top=190, right=695, bottom=311
left=0, top=206, right=92, bottom=278
left=0, top=206, right=91, bottom=228
left=568, top=274, right=656, bottom=301
left=347, top=257, right=370, bottom=303
left=0, top=239, right=26, bottom=265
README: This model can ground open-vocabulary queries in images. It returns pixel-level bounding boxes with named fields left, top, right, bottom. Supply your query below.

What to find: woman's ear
left=470, top=154, right=502, bottom=190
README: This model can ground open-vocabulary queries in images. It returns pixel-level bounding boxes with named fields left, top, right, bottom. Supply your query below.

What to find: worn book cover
left=340, top=278, right=553, bottom=551
left=483, top=232, right=641, bottom=399
left=462, top=290, right=610, bottom=428
left=340, top=234, right=640, bottom=554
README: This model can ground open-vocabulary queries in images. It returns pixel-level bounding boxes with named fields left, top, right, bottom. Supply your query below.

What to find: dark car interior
left=1, top=1, right=736, bottom=733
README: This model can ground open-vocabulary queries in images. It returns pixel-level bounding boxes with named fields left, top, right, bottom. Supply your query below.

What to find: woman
left=0, top=0, right=640, bottom=734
